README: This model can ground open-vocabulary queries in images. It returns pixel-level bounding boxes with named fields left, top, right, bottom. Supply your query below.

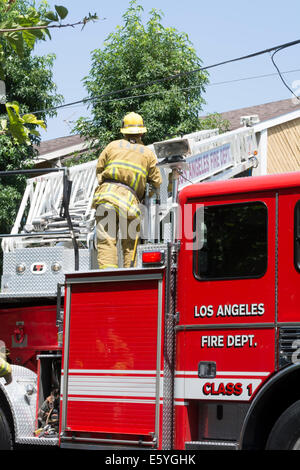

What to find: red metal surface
left=62, top=272, right=165, bottom=442
left=175, top=328, right=274, bottom=399
left=178, top=191, right=276, bottom=327
left=278, top=189, right=300, bottom=323
left=179, top=171, right=300, bottom=204
left=174, top=401, right=198, bottom=450
left=0, top=302, right=58, bottom=372
left=175, top=179, right=282, bottom=447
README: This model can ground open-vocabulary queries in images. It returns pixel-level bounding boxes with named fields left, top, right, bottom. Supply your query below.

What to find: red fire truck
left=1, top=130, right=300, bottom=450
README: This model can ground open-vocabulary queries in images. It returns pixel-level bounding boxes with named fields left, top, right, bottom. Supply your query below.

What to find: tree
left=200, top=112, right=230, bottom=134
left=0, top=0, right=97, bottom=143
left=0, top=1, right=98, bottom=276
left=0, top=0, right=86, bottom=248
left=0, top=40, right=61, bottom=245
left=74, top=0, right=212, bottom=155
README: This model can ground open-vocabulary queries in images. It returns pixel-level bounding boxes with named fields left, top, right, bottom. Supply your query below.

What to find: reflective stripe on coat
left=0, top=357, right=11, bottom=377
left=92, top=139, right=162, bottom=214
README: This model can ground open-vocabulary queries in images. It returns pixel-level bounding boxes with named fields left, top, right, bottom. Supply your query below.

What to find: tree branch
left=0, top=21, right=84, bottom=33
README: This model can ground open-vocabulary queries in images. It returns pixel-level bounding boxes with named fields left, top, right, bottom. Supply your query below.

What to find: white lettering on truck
left=201, top=334, right=257, bottom=348
left=194, top=303, right=265, bottom=318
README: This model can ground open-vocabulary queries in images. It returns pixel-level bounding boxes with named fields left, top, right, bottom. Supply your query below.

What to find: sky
left=33, top=0, right=300, bottom=141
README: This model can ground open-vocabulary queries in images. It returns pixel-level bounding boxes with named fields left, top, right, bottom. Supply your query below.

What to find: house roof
left=33, top=134, right=95, bottom=167
left=219, top=97, right=300, bottom=130
left=33, top=98, right=300, bottom=163
left=35, top=134, right=85, bottom=156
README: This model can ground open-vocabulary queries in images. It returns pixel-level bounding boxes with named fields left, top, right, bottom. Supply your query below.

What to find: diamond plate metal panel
left=162, top=244, right=177, bottom=450
left=1, top=247, right=89, bottom=296
left=2, top=364, right=59, bottom=446
left=0, top=365, right=57, bottom=446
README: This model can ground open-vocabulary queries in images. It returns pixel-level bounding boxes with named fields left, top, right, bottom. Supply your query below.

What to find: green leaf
left=5, top=31, right=24, bottom=57
left=81, top=12, right=98, bottom=30
left=22, top=30, right=37, bottom=49
left=44, top=11, right=59, bottom=22
left=5, top=102, right=46, bottom=145
left=43, top=28, right=52, bottom=40
left=23, top=113, right=47, bottom=130
left=54, top=5, right=68, bottom=20
left=28, top=129, right=40, bottom=136
left=5, top=102, right=30, bottom=145
left=27, top=27, right=45, bottom=40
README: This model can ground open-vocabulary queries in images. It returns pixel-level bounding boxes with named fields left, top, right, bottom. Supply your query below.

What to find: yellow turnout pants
left=96, top=208, right=140, bottom=269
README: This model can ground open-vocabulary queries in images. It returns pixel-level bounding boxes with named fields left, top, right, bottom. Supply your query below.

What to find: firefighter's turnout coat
left=93, top=139, right=162, bottom=269
left=0, top=357, right=11, bottom=379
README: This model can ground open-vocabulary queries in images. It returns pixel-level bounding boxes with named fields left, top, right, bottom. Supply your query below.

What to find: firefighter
left=93, top=112, right=162, bottom=269
left=0, top=356, right=12, bottom=385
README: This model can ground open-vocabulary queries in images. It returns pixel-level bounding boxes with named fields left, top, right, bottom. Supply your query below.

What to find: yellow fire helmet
left=120, top=112, right=147, bottom=134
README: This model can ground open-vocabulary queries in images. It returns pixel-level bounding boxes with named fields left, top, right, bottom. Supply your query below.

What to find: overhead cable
left=58, top=69, right=300, bottom=117
left=28, top=38, right=300, bottom=116
left=270, top=45, right=300, bottom=102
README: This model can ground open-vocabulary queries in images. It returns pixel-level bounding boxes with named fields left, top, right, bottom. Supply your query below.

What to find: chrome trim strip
left=61, top=436, right=156, bottom=447
left=275, top=192, right=279, bottom=371
left=176, top=323, right=275, bottom=331
left=155, top=278, right=163, bottom=445
left=65, top=273, right=163, bottom=285
left=61, top=285, right=71, bottom=433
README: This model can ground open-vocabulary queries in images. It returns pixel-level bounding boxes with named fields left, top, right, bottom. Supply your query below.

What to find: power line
left=49, top=68, right=300, bottom=117
left=208, top=68, right=300, bottom=87
left=270, top=47, right=300, bottom=102
left=27, top=38, right=300, bottom=117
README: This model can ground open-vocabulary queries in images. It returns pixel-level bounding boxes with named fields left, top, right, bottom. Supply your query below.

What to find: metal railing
left=0, top=167, right=80, bottom=271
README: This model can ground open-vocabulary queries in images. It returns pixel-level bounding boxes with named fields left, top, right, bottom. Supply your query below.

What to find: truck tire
left=266, top=400, right=300, bottom=450
left=0, top=407, right=13, bottom=450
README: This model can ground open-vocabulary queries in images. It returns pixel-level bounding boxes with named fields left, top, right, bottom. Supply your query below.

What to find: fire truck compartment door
left=60, top=269, right=165, bottom=447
